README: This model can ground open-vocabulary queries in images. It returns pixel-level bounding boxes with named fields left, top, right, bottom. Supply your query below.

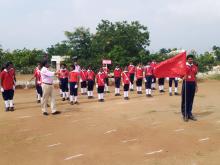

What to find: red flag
left=154, top=51, right=186, bottom=78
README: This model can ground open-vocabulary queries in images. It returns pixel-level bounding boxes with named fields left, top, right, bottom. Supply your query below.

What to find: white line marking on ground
left=41, top=133, right=53, bottom=137
left=63, top=114, right=72, bottom=117
left=199, top=137, right=210, bottom=142
left=128, top=117, right=141, bottom=121
left=174, top=129, right=185, bottom=132
left=216, top=120, right=220, bottom=123
left=145, top=149, right=163, bottom=155
left=104, top=129, right=117, bottom=134
left=151, top=122, right=161, bottom=125
left=17, top=129, right=30, bottom=132
left=121, top=139, right=137, bottom=143
left=47, top=143, right=61, bottom=148
left=64, top=154, right=84, bottom=160
left=71, top=120, right=80, bottom=123
left=17, top=116, right=32, bottom=119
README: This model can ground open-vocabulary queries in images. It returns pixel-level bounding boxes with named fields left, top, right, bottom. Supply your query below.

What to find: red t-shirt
left=96, top=72, right=106, bottom=86
left=87, top=70, right=95, bottom=80
left=80, top=70, right=88, bottom=81
left=150, top=62, right=157, bottom=69
left=122, top=71, right=130, bottom=84
left=58, top=69, right=69, bottom=79
left=114, top=68, right=122, bottom=78
left=103, top=67, right=110, bottom=74
left=69, top=71, right=79, bottom=82
left=145, top=66, right=153, bottom=76
left=128, top=65, right=135, bottom=74
left=0, top=70, right=14, bottom=90
left=136, top=67, right=143, bottom=79
left=185, top=64, right=198, bottom=82
left=34, top=68, right=42, bottom=85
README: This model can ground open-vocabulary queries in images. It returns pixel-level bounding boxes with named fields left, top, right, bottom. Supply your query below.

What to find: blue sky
left=0, top=0, right=220, bottom=53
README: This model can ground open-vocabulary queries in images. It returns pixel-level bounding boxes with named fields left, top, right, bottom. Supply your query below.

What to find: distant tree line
left=0, top=20, right=220, bottom=73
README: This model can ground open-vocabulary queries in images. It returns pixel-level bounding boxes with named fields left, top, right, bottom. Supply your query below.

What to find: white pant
left=41, top=84, right=56, bottom=113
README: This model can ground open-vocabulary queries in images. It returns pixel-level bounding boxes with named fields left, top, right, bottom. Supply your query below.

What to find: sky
left=0, top=0, right=220, bottom=53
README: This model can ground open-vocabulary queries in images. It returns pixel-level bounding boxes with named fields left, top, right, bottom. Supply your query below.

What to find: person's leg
left=188, top=82, right=196, bottom=118
left=65, top=78, right=69, bottom=99
left=174, top=79, right=179, bottom=95
left=69, top=82, right=74, bottom=104
left=50, top=85, right=57, bottom=113
left=41, top=84, right=49, bottom=114
left=147, top=76, right=152, bottom=96
left=73, top=83, right=78, bottom=103
left=2, top=90, right=10, bottom=111
left=181, top=81, right=188, bottom=120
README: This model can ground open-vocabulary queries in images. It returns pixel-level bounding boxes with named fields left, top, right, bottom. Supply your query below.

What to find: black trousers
left=169, top=78, right=178, bottom=88
left=97, top=86, right=105, bottom=93
left=145, top=76, right=152, bottom=89
left=36, top=84, right=43, bottom=97
left=130, top=74, right=135, bottom=84
left=69, top=82, right=78, bottom=96
left=105, top=78, right=109, bottom=86
left=136, top=78, right=143, bottom=87
left=152, top=76, right=156, bottom=83
left=60, top=78, right=69, bottom=92
left=81, top=81, right=87, bottom=88
left=181, top=81, right=196, bottom=117
left=158, top=78, right=165, bottom=85
left=87, top=80, right=94, bottom=91
left=2, top=89, right=14, bottom=100
left=124, top=84, right=129, bottom=91
left=115, top=77, right=121, bottom=88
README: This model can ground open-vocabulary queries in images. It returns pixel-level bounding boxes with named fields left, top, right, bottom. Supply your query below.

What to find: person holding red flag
left=128, top=62, right=135, bottom=91
left=114, top=64, right=122, bottom=96
left=135, top=63, right=144, bottom=94
left=96, top=68, right=106, bottom=102
left=181, top=55, right=198, bottom=122
left=122, top=66, right=130, bottom=100
left=144, top=62, right=154, bottom=97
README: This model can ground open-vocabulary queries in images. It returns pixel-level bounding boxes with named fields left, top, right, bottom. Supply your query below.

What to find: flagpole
left=184, top=79, right=187, bottom=120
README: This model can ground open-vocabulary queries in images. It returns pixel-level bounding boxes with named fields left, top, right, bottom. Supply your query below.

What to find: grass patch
left=208, top=74, right=220, bottom=80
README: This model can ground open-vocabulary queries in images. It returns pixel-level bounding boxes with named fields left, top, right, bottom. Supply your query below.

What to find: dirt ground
left=0, top=80, right=220, bottom=165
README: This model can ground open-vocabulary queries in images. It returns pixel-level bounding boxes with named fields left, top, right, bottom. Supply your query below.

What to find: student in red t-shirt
left=87, top=66, right=95, bottom=99
left=122, top=66, right=130, bottom=100
left=57, top=64, right=69, bottom=101
left=114, top=64, right=122, bottom=96
left=96, top=68, right=106, bottom=102
left=128, top=62, right=135, bottom=91
left=69, top=65, right=79, bottom=105
left=144, top=62, right=154, bottom=97
left=30, top=63, right=43, bottom=103
left=80, top=66, right=88, bottom=95
left=135, top=63, right=144, bottom=94
left=0, top=62, right=15, bottom=111
left=150, top=60, right=157, bottom=90
left=102, top=65, right=110, bottom=93
left=181, top=55, right=198, bottom=122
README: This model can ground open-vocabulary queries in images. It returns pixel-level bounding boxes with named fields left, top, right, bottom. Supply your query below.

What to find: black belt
left=43, top=82, right=53, bottom=85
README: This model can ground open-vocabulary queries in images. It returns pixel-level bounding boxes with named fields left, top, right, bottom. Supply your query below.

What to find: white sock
left=159, top=86, right=161, bottom=90
left=87, top=91, right=90, bottom=96
left=175, top=87, right=178, bottom=93
left=131, top=84, right=134, bottom=89
left=62, top=92, right=65, bottom=98
left=65, top=92, right=69, bottom=98
left=118, top=88, right=120, bottom=93
left=9, top=100, right=14, bottom=107
left=136, top=87, right=139, bottom=91
left=146, top=89, right=148, bottom=95
left=106, top=86, right=109, bottom=91
left=115, top=88, right=117, bottom=94
left=81, top=88, right=83, bottom=94
left=98, top=94, right=101, bottom=100
left=126, top=91, right=129, bottom=97
left=70, top=95, right=73, bottom=102
left=101, top=93, right=104, bottom=99
left=74, top=96, right=77, bottom=102
left=60, top=89, right=62, bottom=95
left=37, top=94, right=41, bottom=100
left=91, top=91, right=93, bottom=96
left=169, top=87, right=172, bottom=93
left=140, top=87, right=142, bottom=92
left=162, top=86, right=164, bottom=90
left=5, top=101, right=9, bottom=108
left=124, top=91, right=126, bottom=97
left=149, top=89, right=152, bottom=95
left=129, top=82, right=132, bottom=89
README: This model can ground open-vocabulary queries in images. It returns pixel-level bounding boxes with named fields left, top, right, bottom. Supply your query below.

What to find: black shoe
left=70, top=101, right=74, bottom=105
left=115, top=94, right=118, bottom=96
left=189, top=115, right=197, bottom=121
left=169, top=93, right=172, bottom=96
left=148, top=94, right=152, bottom=97
left=174, top=92, right=179, bottom=95
left=74, top=101, right=79, bottom=105
left=52, top=111, right=61, bottom=115
left=183, top=116, right=188, bottom=122
left=66, top=97, right=70, bottom=101
left=47, top=104, right=50, bottom=107
left=161, top=90, right=165, bottom=93
left=101, top=99, right=105, bottom=102
left=10, top=107, right=14, bottom=111
left=43, top=112, right=49, bottom=116
left=98, top=99, right=102, bottom=102
left=107, top=91, right=110, bottom=93
left=60, top=94, right=62, bottom=97
left=62, top=98, right=65, bottom=101
left=130, top=89, right=134, bottom=91
left=37, top=100, right=41, bottom=103
left=5, top=107, right=10, bottom=112
left=152, top=88, right=156, bottom=90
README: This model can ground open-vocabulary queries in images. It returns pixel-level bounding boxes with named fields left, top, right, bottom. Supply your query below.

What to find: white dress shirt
left=41, top=66, right=55, bottom=84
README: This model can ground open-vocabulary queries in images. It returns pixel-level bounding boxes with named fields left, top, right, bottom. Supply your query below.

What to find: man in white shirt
left=40, top=60, right=60, bottom=115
